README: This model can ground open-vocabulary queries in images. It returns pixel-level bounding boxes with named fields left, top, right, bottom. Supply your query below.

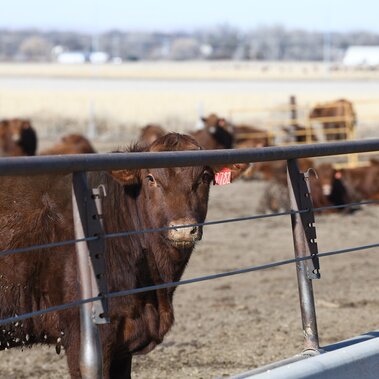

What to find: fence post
left=289, top=95, right=300, bottom=143
left=290, top=95, right=297, bottom=126
left=72, top=172, right=104, bottom=379
left=287, top=159, right=320, bottom=353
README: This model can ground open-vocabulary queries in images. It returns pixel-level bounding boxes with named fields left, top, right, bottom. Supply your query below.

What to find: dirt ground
left=1, top=171, right=379, bottom=378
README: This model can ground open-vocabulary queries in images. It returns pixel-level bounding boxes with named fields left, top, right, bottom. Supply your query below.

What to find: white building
left=89, top=51, right=109, bottom=64
left=56, top=52, right=86, bottom=64
left=343, top=46, right=379, bottom=68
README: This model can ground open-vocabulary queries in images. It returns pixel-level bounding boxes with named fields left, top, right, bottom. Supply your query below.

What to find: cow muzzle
left=322, top=184, right=332, bottom=196
left=167, top=218, right=202, bottom=248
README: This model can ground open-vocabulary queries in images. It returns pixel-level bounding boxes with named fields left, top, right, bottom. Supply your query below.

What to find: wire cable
left=1, top=199, right=378, bottom=258
left=0, top=241, right=378, bottom=327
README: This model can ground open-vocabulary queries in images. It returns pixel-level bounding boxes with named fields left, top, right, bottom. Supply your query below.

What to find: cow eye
left=146, top=174, right=155, bottom=183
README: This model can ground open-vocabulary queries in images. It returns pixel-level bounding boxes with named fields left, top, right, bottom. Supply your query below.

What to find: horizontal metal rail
left=0, top=139, right=379, bottom=176
left=0, top=241, right=378, bottom=327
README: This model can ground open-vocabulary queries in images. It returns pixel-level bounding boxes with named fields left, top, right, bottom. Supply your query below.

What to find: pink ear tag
left=214, top=168, right=232, bottom=185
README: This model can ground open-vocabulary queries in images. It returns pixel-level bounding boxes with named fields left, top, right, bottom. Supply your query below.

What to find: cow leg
left=109, top=354, right=132, bottom=379
left=65, top=343, right=82, bottom=379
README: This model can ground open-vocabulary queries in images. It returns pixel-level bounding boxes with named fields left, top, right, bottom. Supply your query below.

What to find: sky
left=1, top=0, right=379, bottom=33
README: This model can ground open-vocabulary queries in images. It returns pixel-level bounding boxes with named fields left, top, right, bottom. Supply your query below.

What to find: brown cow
left=313, top=162, right=364, bottom=213
left=199, top=113, right=269, bottom=148
left=40, top=134, right=96, bottom=155
left=243, top=158, right=314, bottom=182
left=309, top=99, right=356, bottom=141
left=190, top=114, right=234, bottom=150
left=0, top=133, right=245, bottom=379
left=255, top=158, right=315, bottom=213
left=334, top=163, right=379, bottom=202
left=232, top=124, right=270, bottom=148
left=282, top=124, right=318, bottom=143
left=0, top=118, right=37, bottom=156
left=138, top=124, right=167, bottom=145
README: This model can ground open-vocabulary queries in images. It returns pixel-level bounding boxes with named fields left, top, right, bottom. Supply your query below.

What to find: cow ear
left=213, top=163, right=250, bottom=183
left=110, top=169, right=138, bottom=185
left=201, top=117, right=207, bottom=122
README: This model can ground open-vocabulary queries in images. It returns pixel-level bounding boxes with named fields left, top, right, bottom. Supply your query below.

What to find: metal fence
left=1, top=139, right=379, bottom=378
left=228, top=96, right=379, bottom=168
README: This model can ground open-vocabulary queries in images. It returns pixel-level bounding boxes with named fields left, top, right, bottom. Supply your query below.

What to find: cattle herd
left=0, top=96, right=377, bottom=379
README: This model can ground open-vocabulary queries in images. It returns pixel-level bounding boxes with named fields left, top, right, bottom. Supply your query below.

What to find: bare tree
left=19, top=36, right=52, bottom=61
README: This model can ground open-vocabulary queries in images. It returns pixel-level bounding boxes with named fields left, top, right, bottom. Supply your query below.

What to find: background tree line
left=1, top=25, right=379, bottom=62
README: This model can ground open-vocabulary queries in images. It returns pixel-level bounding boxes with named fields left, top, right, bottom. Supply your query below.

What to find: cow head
left=197, top=114, right=234, bottom=149
left=0, top=119, right=37, bottom=156
left=316, top=163, right=335, bottom=196
left=139, top=124, right=167, bottom=145
left=9, top=119, right=37, bottom=156
left=201, top=113, right=233, bottom=134
left=111, top=133, right=245, bottom=252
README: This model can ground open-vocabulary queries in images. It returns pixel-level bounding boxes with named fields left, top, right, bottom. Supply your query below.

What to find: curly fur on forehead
left=114, top=133, right=202, bottom=155
left=148, top=133, right=202, bottom=152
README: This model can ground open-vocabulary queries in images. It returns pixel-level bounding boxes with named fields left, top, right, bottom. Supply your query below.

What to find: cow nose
left=322, top=184, right=332, bottom=196
left=167, top=218, right=202, bottom=245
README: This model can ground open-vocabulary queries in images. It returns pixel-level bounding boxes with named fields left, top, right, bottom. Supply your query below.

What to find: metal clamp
left=287, top=161, right=320, bottom=280
left=89, top=185, right=110, bottom=324
left=73, top=173, right=110, bottom=325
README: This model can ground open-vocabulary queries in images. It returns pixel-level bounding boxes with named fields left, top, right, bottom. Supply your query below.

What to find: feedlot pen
left=0, top=140, right=379, bottom=378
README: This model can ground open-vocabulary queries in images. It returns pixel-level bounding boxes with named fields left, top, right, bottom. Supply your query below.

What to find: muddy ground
left=0, top=171, right=378, bottom=379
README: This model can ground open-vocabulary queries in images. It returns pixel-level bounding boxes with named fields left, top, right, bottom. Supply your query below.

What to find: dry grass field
left=0, top=62, right=378, bottom=150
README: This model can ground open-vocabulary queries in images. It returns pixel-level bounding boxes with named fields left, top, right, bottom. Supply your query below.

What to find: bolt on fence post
left=72, top=172, right=103, bottom=379
left=287, top=159, right=320, bottom=354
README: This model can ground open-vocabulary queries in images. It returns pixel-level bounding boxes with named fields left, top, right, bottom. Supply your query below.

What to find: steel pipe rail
left=229, top=332, right=379, bottom=379
left=0, top=139, right=379, bottom=176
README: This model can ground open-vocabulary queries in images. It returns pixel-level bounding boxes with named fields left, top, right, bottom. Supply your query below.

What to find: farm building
left=55, top=51, right=110, bottom=64
left=342, top=46, right=379, bottom=67
left=56, top=51, right=87, bottom=64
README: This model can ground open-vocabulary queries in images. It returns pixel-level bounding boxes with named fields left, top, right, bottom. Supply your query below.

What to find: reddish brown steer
left=309, top=99, right=356, bottom=141
left=0, top=118, right=37, bottom=157
left=0, top=133, right=244, bottom=379
left=40, top=134, right=96, bottom=155
left=138, top=124, right=167, bottom=145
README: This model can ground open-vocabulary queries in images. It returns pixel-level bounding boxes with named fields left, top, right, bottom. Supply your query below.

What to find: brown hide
left=243, top=158, right=313, bottom=183
left=139, top=124, right=167, bottom=145
left=0, top=133, right=245, bottom=379
left=190, top=114, right=233, bottom=150
left=254, top=158, right=319, bottom=214
left=198, top=113, right=269, bottom=148
left=309, top=99, right=356, bottom=141
left=0, top=118, right=37, bottom=156
left=282, top=124, right=318, bottom=143
left=232, top=124, right=270, bottom=148
left=336, top=164, right=379, bottom=201
left=40, top=134, right=96, bottom=155
left=312, top=162, right=371, bottom=213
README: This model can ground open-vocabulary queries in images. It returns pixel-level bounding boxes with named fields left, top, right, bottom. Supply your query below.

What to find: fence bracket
left=88, top=185, right=110, bottom=324
left=288, top=163, right=320, bottom=279
left=287, top=159, right=320, bottom=352
left=72, top=172, right=108, bottom=379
